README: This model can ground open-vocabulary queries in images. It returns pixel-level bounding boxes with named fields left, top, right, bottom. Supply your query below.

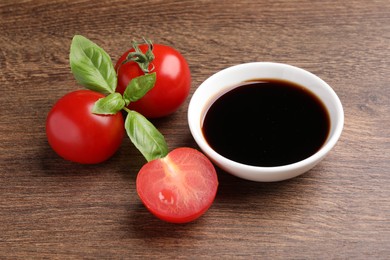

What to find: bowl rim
left=188, top=62, right=344, bottom=179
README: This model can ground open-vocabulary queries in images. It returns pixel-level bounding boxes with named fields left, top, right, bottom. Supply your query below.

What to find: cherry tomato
left=115, top=43, right=191, bottom=118
left=46, top=90, right=125, bottom=164
left=136, top=147, right=218, bottom=223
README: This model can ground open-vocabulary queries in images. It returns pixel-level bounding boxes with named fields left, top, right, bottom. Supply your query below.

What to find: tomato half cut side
left=136, top=147, right=218, bottom=223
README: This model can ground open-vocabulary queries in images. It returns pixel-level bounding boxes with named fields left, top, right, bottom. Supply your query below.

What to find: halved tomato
left=136, top=147, right=218, bottom=223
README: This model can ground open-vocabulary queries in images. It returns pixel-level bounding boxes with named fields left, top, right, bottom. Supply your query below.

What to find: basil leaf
left=70, top=35, right=117, bottom=94
left=123, top=72, right=156, bottom=105
left=125, top=110, right=168, bottom=162
left=92, top=93, right=125, bottom=115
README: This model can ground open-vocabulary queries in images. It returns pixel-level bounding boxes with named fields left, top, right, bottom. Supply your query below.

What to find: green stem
left=122, top=38, right=155, bottom=74
left=123, top=106, right=131, bottom=114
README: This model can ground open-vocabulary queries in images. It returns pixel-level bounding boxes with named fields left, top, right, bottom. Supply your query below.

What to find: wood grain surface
left=1, top=0, right=389, bottom=258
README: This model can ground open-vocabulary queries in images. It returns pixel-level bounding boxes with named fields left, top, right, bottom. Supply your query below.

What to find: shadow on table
left=124, top=166, right=320, bottom=242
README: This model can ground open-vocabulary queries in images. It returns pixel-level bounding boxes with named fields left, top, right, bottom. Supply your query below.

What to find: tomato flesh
left=136, top=147, right=218, bottom=223
left=46, top=90, right=125, bottom=164
left=115, top=44, right=191, bottom=118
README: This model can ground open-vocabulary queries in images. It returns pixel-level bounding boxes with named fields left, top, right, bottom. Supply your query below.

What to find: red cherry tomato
left=115, top=44, right=191, bottom=118
left=46, top=90, right=125, bottom=164
left=136, top=147, right=218, bottom=223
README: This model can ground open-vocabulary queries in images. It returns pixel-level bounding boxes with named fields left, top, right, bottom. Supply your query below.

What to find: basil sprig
left=125, top=110, right=168, bottom=162
left=69, top=35, right=168, bottom=162
left=91, top=93, right=125, bottom=115
left=70, top=35, right=117, bottom=94
left=123, top=73, right=156, bottom=105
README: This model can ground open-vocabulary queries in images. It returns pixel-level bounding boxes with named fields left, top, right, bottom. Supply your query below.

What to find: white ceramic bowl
left=188, top=62, right=344, bottom=182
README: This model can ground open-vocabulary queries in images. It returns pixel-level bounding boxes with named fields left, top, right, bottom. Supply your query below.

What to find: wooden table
left=1, top=0, right=389, bottom=258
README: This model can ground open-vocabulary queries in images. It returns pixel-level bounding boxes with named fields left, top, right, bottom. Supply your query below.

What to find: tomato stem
left=122, top=38, right=155, bottom=74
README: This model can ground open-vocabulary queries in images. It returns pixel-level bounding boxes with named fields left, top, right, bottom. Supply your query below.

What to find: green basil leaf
left=123, top=72, right=156, bottom=105
left=70, top=35, right=117, bottom=94
left=125, top=110, right=168, bottom=162
left=92, top=93, right=125, bottom=115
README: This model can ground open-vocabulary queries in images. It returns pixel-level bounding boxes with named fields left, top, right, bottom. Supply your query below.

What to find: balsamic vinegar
left=202, top=79, right=330, bottom=167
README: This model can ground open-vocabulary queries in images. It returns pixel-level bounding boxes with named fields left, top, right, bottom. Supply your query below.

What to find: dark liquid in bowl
left=202, top=79, right=330, bottom=167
